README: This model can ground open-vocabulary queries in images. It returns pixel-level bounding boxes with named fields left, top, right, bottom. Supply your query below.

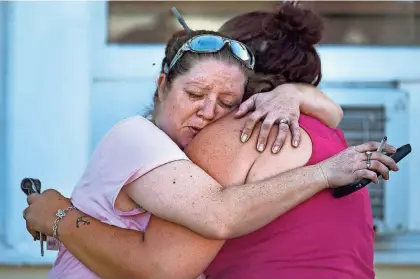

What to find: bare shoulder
left=246, top=124, right=313, bottom=183
left=185, top=111, right=314, bottom=186
left=185, top=112, right=258, bottom=186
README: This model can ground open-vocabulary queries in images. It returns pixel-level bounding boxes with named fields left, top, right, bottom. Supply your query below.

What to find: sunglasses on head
left=163, top=8, right=255, bottom=74
left=164, top=34, right=255, bottom=73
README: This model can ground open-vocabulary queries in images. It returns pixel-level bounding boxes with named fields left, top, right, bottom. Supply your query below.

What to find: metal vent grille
left=338, top=106, right=387, bottom=220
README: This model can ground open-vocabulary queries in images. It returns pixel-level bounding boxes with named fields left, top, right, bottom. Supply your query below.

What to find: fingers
left=355, top=150, right=399, bottom=181
left=355, top=141, right=397, bottom=153
left=354, top=169, right=379, bottom=184
left=257, top=116, right=276, bottom=152
left=271, top=123, right=289, bottom=154
left=289, top=119, right=301, bottom=148
left=27, top=193, right=40, bottom=205
left=22, top=207, right=28, bottom=220
left=235, top=95, right=256, bottom=118
left=30, top=229, right=39, bottom=241
left=25, top=218, right=38, bottom=240
left=381, top=143, right=398, bottom=154
left=240, top=111, right=266, bottom=144
left=368, top=160, right=391, bottom=180
left=368, top=152, right=399, bottom=171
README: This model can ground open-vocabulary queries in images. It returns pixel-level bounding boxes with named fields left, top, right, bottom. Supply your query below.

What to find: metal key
left=21, top=178, right=44, bottom=257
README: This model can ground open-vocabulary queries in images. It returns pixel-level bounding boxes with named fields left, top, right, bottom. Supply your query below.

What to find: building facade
left=0, top=1, right=419, bottom=278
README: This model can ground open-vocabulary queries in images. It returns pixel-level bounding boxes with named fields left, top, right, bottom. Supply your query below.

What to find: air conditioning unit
left=326, top=86, right=410, bottom=236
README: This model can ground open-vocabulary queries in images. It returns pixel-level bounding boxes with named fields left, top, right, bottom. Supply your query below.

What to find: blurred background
left=0, top=1, right=419, bottom=278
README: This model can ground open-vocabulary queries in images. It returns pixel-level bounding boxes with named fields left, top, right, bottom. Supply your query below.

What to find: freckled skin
left=155, top=59, right=247, bottom=149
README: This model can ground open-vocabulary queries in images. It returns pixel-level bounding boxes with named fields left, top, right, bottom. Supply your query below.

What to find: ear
left=157, top=74, right=168, bottom=102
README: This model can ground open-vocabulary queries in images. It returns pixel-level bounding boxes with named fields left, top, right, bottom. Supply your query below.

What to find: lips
left=188, top=126, right=202, bottom=134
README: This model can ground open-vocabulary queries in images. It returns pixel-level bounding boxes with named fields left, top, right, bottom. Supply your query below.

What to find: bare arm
left=295, top=84, right=343, bottom=128
left=58, top=211, right=223, bottom=279
left=126, top=154, right=327, bottom=240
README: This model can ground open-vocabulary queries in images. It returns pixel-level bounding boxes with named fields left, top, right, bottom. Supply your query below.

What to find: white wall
left=0, top=2, right=8, bottom=243
left=0, top=1, right=91, bottom=263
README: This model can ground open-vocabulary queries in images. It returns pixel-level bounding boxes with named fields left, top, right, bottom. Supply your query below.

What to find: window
left=108, top=1, right=278, bottom=44
left=108, top=1, right=420, bottom=45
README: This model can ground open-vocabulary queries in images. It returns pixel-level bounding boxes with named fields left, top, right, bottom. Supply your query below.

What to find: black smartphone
left=332, top=144, right=412, bottom=198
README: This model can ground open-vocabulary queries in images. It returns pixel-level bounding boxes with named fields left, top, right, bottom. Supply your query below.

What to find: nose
left=197, top=98, right=216, bottom=120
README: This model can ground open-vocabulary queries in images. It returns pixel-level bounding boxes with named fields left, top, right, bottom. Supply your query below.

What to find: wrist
left=317, top=164, right=331, bottom=189
left=307, top=164, right=330, bottom=190
left=55, top=209, right=83, bottom=240
left=293, top=84, right=311, bottom=106
left=284, top=83, right=305, bottom=105
left=274, top=83, right=304, bottom=106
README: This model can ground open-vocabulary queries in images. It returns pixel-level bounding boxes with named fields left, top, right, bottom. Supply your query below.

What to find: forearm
left=127, top=161, right=327, bottom=241
left=295, top=84, right=343, bottom=128
left=214, top=164, right=328, bottom=238
left=57, top=211, right=151, bottom=279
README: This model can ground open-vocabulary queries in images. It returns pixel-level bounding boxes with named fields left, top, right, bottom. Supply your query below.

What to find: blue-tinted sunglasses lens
left=230, top=41, right=252, bottom=64
left=190, top=35, right=225, bottom=51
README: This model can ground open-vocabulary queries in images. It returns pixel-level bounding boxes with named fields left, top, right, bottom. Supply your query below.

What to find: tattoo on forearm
left=76, top=216, right=91, bottom=228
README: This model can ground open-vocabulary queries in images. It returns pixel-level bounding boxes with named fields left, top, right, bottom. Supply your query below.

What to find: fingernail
left=272, top=145, right=280, bottom=154
left=293, top=140, right=298, bottom=147
left=257, top=143, right=264, bottom=152
left=241, top=134, right=248, bottom=143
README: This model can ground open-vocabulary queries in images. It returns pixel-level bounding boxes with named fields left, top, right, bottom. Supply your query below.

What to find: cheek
left=162, top=90, right=198, bottom=123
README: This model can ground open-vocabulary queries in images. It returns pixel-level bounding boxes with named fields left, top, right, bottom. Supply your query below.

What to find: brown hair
left=152, top=29, right=250, bottom=114
left=219, top=2, right=323, bottom=97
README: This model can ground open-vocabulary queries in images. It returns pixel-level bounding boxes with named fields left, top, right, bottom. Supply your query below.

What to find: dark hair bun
left=264, top=2, right=324, bottom=48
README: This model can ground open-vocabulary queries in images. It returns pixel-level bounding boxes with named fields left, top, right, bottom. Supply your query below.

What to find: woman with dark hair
left=23, top=4, right=394, bottom=279
left=189, top=3, right=377, bottom=279
left=221, top=3, right=324, bottom=86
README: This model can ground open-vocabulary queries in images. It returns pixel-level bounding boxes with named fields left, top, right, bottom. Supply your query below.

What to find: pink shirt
left=48, top=116, right=191, bottom=279
left=205, top=115, right=375, bottom=279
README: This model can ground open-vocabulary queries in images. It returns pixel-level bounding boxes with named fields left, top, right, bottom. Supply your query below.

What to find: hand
left=318, top=141, right=399, bottom=188
left=235, top=84, right=301, bottom=154
left=23, top=189, right=72, bottom=238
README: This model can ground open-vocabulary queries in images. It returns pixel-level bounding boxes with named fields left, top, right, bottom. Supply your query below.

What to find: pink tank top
left=47, top=116, right=191, bottom=279
left=205, top=114, right=375, bottom=279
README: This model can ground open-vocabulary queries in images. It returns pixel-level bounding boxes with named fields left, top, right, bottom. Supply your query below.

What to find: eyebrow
left=184, top=81, right=240, bottom=97
left=184, top=81, right=212, bottom=90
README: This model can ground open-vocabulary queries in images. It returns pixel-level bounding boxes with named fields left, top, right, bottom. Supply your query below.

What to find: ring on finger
left=365, top=151, right=373, bottom=169
left=280, top=118, right=290, bottom=126
left=22, top=208, right=28, bottom=220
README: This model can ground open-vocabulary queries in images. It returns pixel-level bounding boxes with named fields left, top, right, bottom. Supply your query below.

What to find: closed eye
left=185, top=90, right=203, bottom=99
left=219, top=101, right=238, bottom=109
